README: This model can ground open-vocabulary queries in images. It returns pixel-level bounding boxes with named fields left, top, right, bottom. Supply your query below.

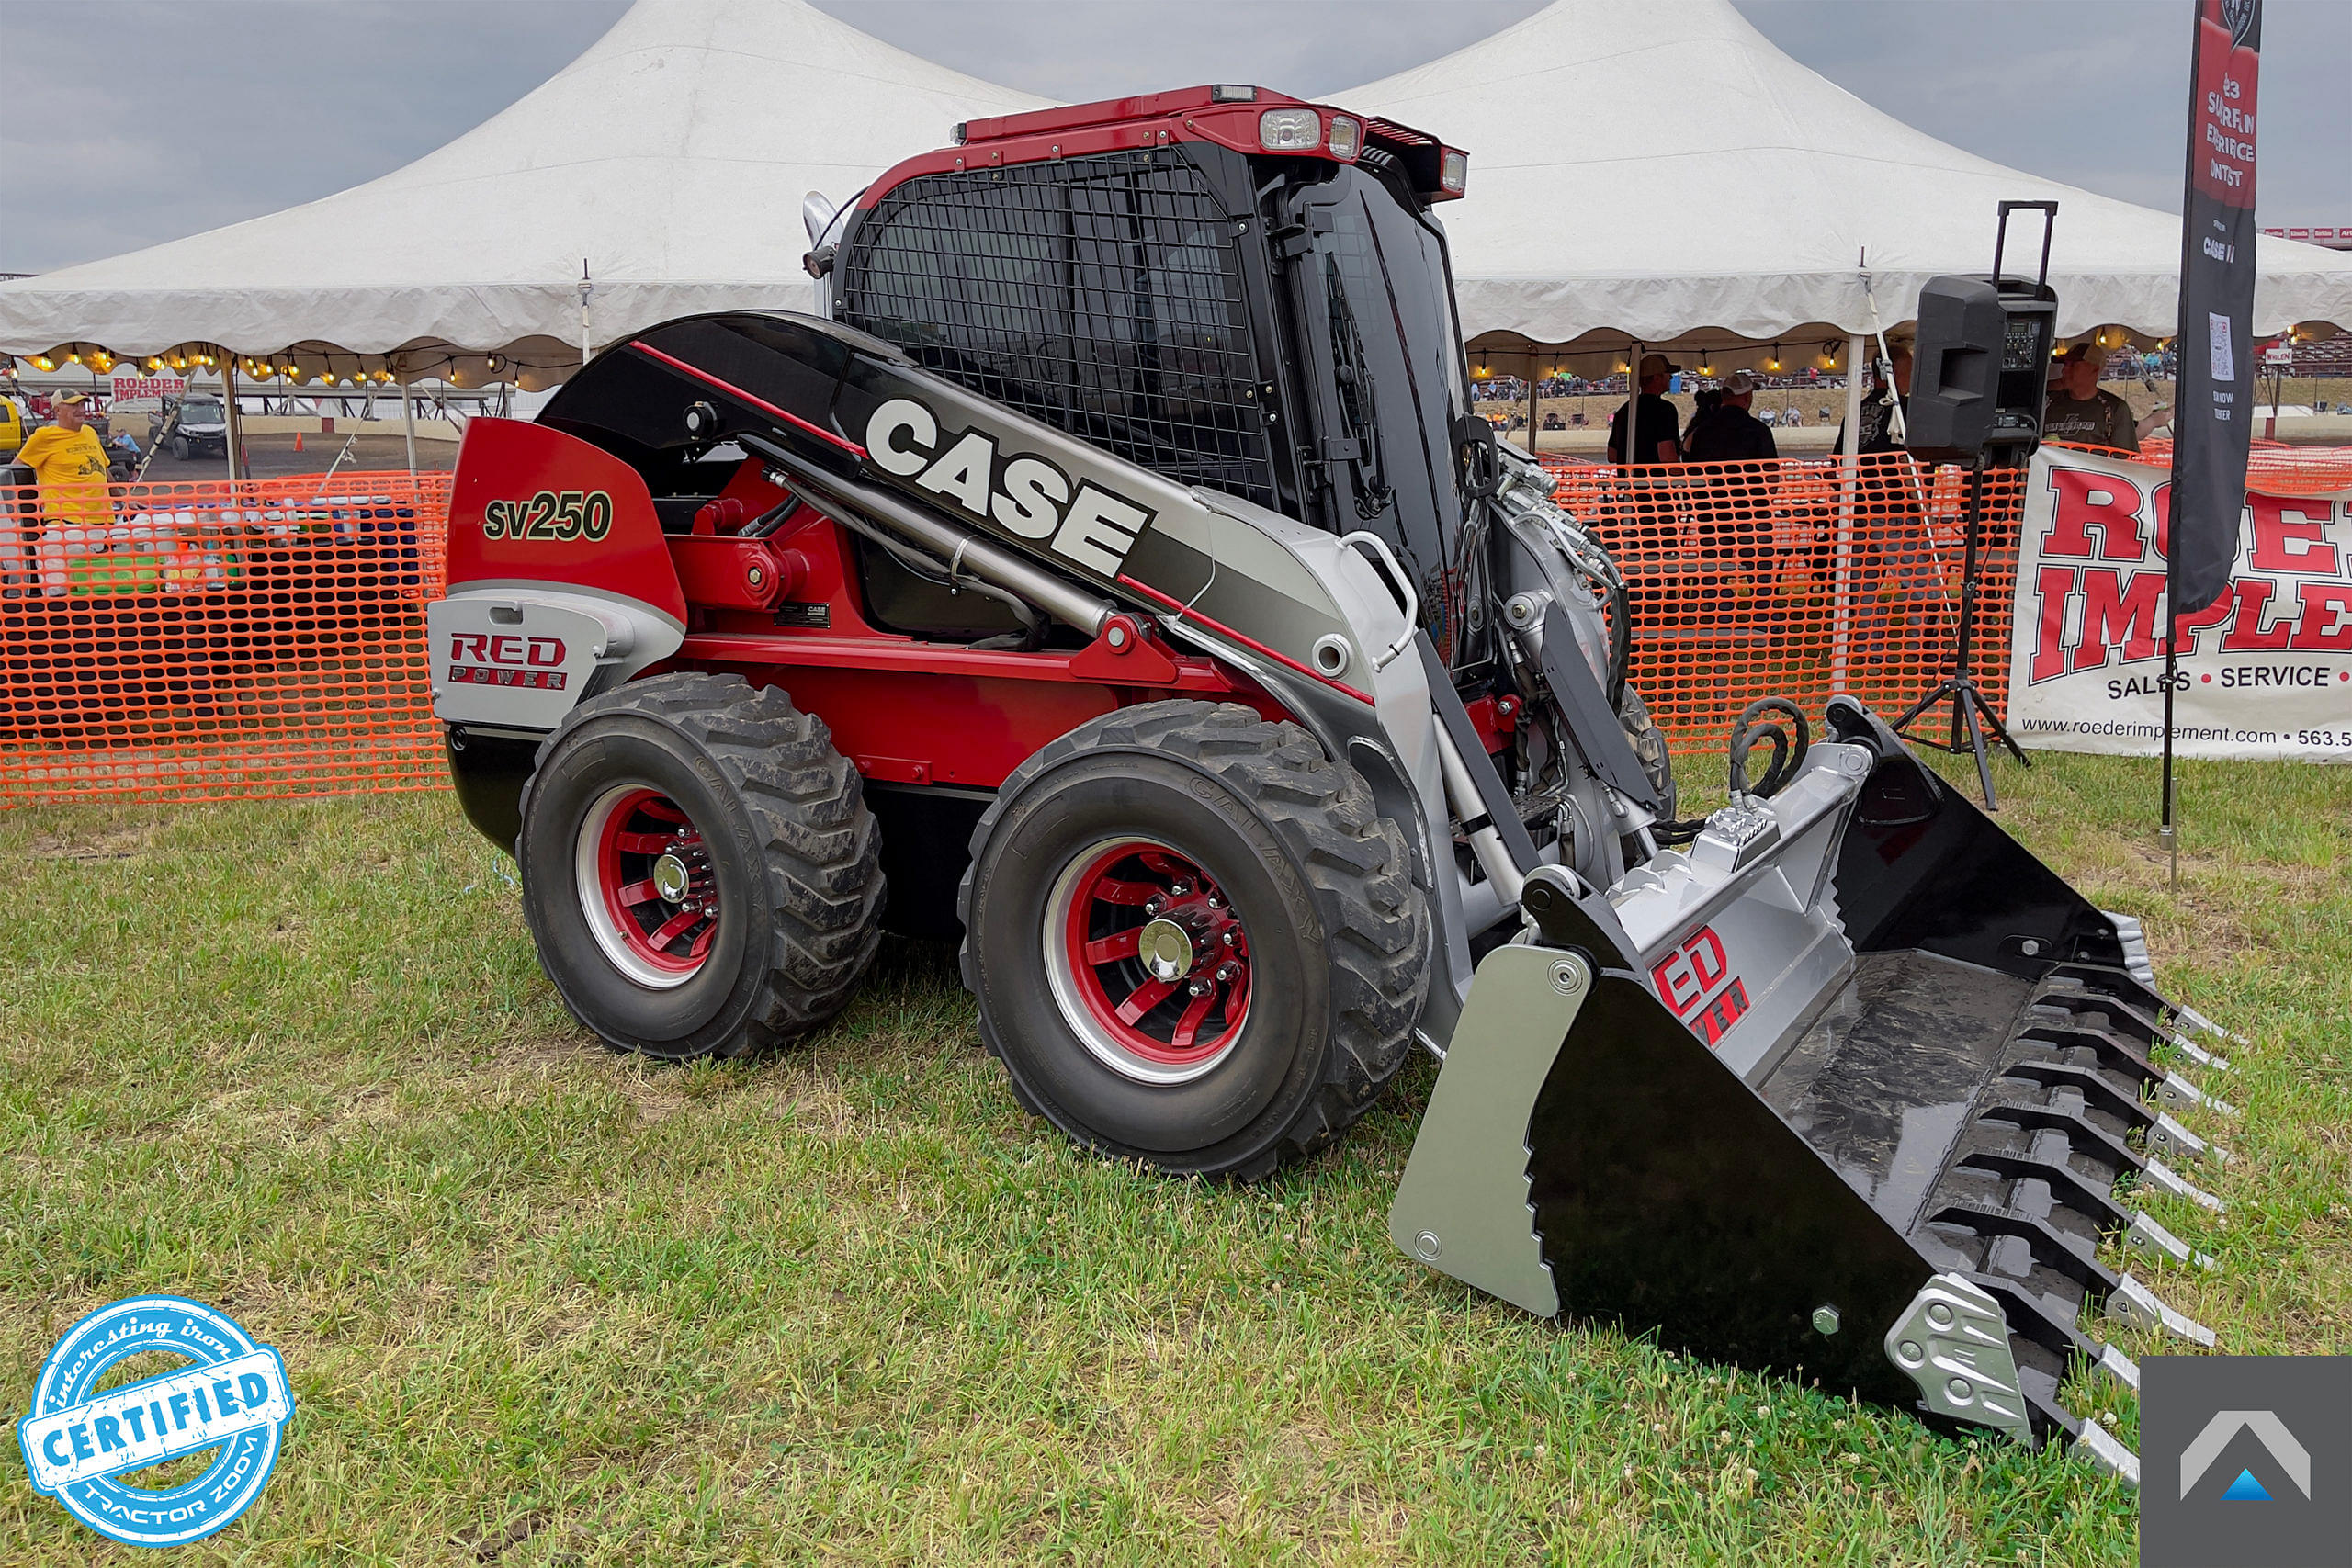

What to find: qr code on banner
left=2210, top=311, right=2235, bottom=382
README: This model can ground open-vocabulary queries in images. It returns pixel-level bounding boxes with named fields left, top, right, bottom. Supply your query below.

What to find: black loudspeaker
left=1907, top=202, right=2060, bottom=466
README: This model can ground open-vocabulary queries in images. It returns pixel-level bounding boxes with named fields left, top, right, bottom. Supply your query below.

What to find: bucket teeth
left=1931, top=1204, right=2120, bottom=1296
left=2172, top=1001, right=2246, bottom=1048
left=2156, top=1070, right=2236, bottom=1118
left=1978, top=1102, right=2144, bottom=1174
left=2106, top=1273, right=2217, bottom=1347
left=2147, top=1111, right=2232, bottom=1165
left=2096, top=1342, right=2141, bottom=1392
left=2071, top=1418, right=2142, bottom=1486
left=2124, top=1211, right=2217, bottom=1270
left=2167, top=1031, right=2231, bottom=1072
left=1956, top=1150, right=2129, bottom=1232
left=2140, top=1157, right=2225, bottom=1212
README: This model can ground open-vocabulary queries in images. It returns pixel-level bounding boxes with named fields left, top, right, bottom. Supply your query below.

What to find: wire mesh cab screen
left=839, top=151, right=1279, bottom=510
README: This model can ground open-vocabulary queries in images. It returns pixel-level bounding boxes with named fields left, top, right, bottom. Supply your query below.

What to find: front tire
left=959, top=701, right=1429, bottom=1180
left=515, top=672, right=883, bottom=1059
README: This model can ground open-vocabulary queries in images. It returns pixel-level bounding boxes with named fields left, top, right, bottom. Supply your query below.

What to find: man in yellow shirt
left=12, top=390, right=119, bottom=595
left=15, top=389, right=111, bottom=528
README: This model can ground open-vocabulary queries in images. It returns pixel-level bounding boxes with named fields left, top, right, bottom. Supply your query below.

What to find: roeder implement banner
left=2008, top=446, right=2352, bottom=761
left=2168, top=0, right=2263, bottom=616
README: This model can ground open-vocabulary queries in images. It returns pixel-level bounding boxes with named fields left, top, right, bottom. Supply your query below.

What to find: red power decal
left=1651, top=925, right=1749, bottom=1047
left=447, top=632, right=570, bottom=690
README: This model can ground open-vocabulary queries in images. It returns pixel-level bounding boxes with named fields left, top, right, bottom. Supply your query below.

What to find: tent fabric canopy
left=0, top=0, right=1046, bottom=389
left=1338, top=0, right=2352, bottom=371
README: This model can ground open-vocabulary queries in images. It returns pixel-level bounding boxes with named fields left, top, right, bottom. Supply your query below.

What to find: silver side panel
left=1883, top=1273, right=2036, bottom=1446
left=428, top=581, right=684, bottom=732
left=1386, top=944, right=1589, bottom=1317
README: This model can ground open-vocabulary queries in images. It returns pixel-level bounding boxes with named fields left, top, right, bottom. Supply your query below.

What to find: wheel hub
left=1136, top=918, right=1195, bottom=983
left=1044, top=840, right=1252, bottom=1085
left=574, top=785, right=719, bottom=990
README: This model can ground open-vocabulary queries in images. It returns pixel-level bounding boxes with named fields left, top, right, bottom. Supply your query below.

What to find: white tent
left=1340, top=0, right=2352, bottom=370
left=0, top=0, right=1046, bottom=389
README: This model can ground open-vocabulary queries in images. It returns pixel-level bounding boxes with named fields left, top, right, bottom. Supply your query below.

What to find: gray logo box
left=2141, top=1356, right=2351, bottom=1567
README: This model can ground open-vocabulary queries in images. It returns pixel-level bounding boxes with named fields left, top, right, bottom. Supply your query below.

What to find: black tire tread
left=521, top=671, right=882, bottom=1055
left=958, top=700, right=1428, bottom=1179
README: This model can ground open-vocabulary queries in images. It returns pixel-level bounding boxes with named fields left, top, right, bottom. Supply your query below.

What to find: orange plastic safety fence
left=1541, top=453, right=2030, bottom=761
left=2, top=473, right=451, bottom=804
left=4, top=448, right=2346, bottom=806
left=2082, top=438, right=2352, bottom=495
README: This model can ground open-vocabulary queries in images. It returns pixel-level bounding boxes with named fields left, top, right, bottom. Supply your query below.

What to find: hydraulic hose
left=1727, top=696, right=1811, bottom=802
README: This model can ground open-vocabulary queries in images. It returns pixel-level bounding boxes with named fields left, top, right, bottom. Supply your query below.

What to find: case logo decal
left=865, top=397, right=1153, bottom=577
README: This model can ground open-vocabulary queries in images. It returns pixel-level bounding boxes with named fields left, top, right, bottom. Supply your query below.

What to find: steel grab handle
left=1339, top=529, right=1419, bottom=671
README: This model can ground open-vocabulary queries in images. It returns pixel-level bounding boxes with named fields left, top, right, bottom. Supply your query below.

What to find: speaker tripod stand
left=1891, top=453, right=2029, bottom=809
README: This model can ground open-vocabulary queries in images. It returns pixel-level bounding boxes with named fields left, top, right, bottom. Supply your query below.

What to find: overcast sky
left=0, top=0, right=2346, bottom=276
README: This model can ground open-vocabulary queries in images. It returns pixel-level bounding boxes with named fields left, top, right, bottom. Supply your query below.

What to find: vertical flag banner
left=2169, top=0, right=2262, bottom=616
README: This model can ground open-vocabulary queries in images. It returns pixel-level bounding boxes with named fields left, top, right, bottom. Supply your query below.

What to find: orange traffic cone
left=294, top=432, right=304, bottom=452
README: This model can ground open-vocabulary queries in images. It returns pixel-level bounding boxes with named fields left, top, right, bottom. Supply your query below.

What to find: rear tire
left=172, top=436, right=190, bottom=461
left=958, top=701, right=1429, bottom=1180
left=515, top=672, right=883, bottom=1059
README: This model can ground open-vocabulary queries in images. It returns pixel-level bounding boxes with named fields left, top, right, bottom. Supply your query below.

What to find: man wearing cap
left=2043, top=343, right=2166, bottom=453
left=1607, top=353, right=1683, bottom=467
left=1685, top=371, right=1778, bottom=463
left=11, top=390, right=114, bottom=594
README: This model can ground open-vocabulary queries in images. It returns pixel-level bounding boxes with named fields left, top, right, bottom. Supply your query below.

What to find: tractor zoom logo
left=446, top=632, right=569, bottom=690
left=2140, top=1354, right=2350, bottom=1568
left=1651, top=926, right=1749, bottom=1048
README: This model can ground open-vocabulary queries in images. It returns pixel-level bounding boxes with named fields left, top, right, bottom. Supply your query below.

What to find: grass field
left=2, top=750, right=2345, bottom=1565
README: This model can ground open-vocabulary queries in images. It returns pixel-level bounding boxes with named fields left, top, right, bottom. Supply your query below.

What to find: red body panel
left=448, top=419, right=688, bottom=624
left=447, top=407, right=1289, bottom=796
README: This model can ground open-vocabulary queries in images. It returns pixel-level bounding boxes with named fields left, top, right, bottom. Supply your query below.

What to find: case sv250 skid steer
left=428, top=86, right=2234, bottom=1484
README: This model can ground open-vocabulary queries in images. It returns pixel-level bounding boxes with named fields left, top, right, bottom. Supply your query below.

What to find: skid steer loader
left=426, top=85, right=2234, bottom=1484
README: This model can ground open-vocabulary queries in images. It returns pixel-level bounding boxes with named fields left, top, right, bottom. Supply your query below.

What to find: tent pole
left=400, top=361, right=418, bottom=473
left=1831, top=332, right=1865, bottom=691
left=1525, top=357, right=1539, bottom=457
left=222, top=367, right=245, bottom=482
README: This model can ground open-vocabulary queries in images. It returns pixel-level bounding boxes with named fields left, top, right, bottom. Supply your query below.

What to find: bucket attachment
left=1392, top=701, right=2233, bottom=1487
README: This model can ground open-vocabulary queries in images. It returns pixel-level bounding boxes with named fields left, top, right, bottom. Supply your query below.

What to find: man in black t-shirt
left=1685, top=371, right=1777, bottom=462
left=1607, top=353, right=1683, bottom=466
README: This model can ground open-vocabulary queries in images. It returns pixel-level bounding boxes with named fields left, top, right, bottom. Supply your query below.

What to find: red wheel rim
left=1050, top=840, right=1250, bottom=1079
left=577, top=785, right=718, bottom=987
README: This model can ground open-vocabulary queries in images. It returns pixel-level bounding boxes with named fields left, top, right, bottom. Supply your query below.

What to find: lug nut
left=1186, top=978, right=1213, bottom=998
left=1215, top=963, right=1241, bottom=984
left=1222, top=930, right=1239, bottom=946
left=1168, top=880, right=1192, bottom=897
left=1205, top=894, right=1222, bottom=908
left=1143, top=897, right=1166, bottom=916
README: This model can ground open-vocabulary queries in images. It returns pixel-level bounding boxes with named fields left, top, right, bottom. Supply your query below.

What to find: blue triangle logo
left=2221, top=1468, right=2272, bottom=1502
